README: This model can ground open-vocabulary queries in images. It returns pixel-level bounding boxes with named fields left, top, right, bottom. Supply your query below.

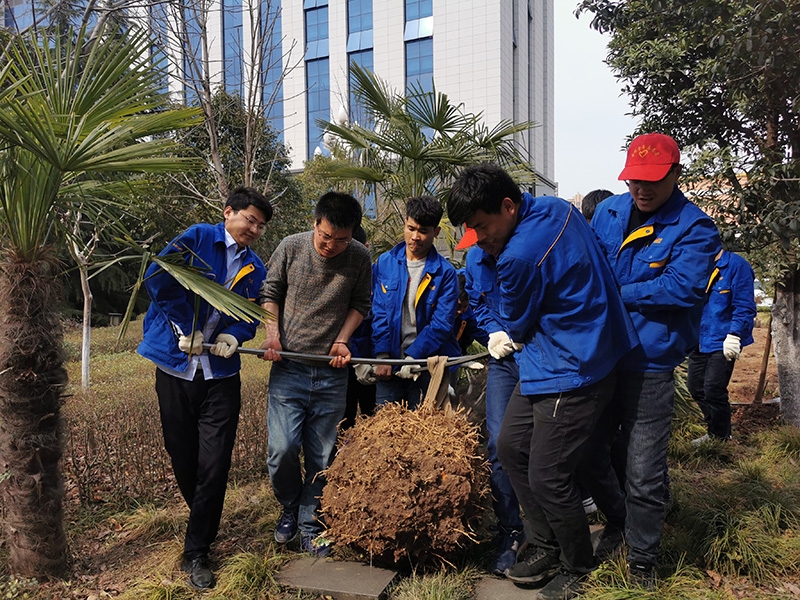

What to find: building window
left=405, top=0, right=432, bottom=21
left=348, top=0, right=372, bottom=33
left=405, top=37, right=433, bottom=94
left=306, top=58, right=330, bottom=158
left=305, top=0, right=330, bottom=158
left=223, top=0, right=243, bottom=96
left=348, top=50, right=373, bottom=126
left=262, top=0, right=284, bottom=138
left=305, top=5, right=329, bottom=59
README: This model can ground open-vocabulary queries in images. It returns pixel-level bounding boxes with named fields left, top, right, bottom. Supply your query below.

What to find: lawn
left=0, top=319, right=798, bottom=599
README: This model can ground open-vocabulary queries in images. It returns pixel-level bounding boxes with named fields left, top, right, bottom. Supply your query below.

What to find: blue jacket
left=496, top=193, right=639, bottom=395
left=465, top=246, right=506, bottom=338
left=591, top=187, right=721, bottom=371
left=372, top=242, right=461, bottom=360
left=699, top=251, right=756, bottom=353
left=138, top=222, right=266, bottom=377
left=349, top=263, right=377, bottom=358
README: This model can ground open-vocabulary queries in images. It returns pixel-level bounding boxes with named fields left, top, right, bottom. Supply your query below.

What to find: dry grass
left=0, top=323, right=798, bottom=599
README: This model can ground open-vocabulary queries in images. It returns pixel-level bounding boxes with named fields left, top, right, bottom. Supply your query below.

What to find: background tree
left=319, top=64, right=537, bottom=254
left=137, top=88, right=312, bottom=259
left=0, top=26, right=202, bottom=577
left=577, top=0, right=800, bottom=424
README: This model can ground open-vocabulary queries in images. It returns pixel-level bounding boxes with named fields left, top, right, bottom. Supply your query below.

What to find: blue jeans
left=687, top=350, right=735, bottom=439
left=267, top=360, right=348, bottom=535
left=485, top=356, right=524, bottom=534
left=375, top=372, right=431, bottom=410
left=615, top=370, right=675, bottom=567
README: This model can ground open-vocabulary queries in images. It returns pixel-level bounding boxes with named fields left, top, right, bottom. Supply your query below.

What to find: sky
left=554, top=3, right=639, bottom=201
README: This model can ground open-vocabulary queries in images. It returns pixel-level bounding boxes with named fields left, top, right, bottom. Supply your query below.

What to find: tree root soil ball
left=321, top=401, right=489, bottom=566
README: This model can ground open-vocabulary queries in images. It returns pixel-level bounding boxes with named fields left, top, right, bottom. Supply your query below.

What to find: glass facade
left=405, top=37, right=433, bottom=94
left=305, top=1, right=330, bottom=158
left=223, top=0, right=243, bottom=96
left=262, top=0, right=284, bottom=138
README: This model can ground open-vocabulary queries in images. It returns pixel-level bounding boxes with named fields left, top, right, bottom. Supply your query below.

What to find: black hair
left=581, top=189, right=613, bottom=222
left=447, top=163, right=522, bottom=226
left=315, top=191, right=363, bottom=231
left=352, top=223, right=367, bottom=245
left=405, top=195, right=443, bottom=228
left=226, top=186, right=273, bottom=222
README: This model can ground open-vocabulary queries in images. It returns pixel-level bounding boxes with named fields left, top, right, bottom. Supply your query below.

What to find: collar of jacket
left=389, top=241, right=447, bottom=274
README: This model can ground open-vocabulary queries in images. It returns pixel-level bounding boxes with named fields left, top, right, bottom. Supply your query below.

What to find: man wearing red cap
left=591, top=133, right=721, bottom=586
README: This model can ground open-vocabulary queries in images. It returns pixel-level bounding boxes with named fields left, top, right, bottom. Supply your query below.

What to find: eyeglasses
left=316, top=226, right=351, bottom=247
left=240, top=211, right=267, bottom=232
left=626, top=164, right=678, bottom=189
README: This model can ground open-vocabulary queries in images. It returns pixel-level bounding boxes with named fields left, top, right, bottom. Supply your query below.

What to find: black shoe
left=181, top=555, right=215, bottom=589
left=504, top=547, right=560, bottom=586
left=538, top=568, right=587, bottom=600
left=627, top=562, right=656, bottom=589
left=594, top=524, right=624, bottom=561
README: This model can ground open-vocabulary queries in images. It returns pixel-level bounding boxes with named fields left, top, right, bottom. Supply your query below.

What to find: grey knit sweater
left=258, top=231, right=372, bottom=355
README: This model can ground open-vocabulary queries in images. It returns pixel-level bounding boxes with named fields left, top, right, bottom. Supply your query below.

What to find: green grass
left=28, top=322, right=800, bottom=599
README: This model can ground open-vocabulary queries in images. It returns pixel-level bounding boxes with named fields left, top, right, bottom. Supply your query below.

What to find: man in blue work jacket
left=591, top=132, right=721, bottom=587
left=138, top=187, right=271, bottom=589
left=459, top=234, right=527, bottom=575
left=688, top=250, right=756, bottom=444
left=372, top=195, right=460, bottom=409
left=448, top=164, right=638, bottom=600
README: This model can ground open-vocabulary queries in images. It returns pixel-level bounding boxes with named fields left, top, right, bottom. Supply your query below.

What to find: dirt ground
left=728, top=323, right=782, bottom=436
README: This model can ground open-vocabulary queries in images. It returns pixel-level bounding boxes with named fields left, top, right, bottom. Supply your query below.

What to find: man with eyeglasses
left=591, top=133, right=721, bottom=587
left=138, top=186, right=272, bottom=589
left=258, top=192, right=372, bottom=557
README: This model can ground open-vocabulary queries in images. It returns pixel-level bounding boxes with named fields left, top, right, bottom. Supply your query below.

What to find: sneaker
left=274, top=508, right=298, bottom=544
left=538, top=568, right=586, bottom=600
left=690, top=433, right=711, bottom=446
left=504, top=547, right=560, bottom=585
left=492, top=529, right=528, bottom=575
left=582, top=496, right=598, bottom=515
left=594, top=524, right=624, bottom=561
left=628, top=562, right=656, bottom=589
left=300, top=532, right=333, bottom=558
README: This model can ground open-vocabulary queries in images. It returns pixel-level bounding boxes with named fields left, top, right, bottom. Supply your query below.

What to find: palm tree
left=318, top=63, right=537, bottom=251
left=0, top=26, right=240, bottom=578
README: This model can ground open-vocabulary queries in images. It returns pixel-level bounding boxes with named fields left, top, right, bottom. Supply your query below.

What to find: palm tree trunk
left=0, top=251, right=69, bottom=578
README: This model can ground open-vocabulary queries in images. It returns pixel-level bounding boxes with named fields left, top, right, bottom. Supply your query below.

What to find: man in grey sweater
left=259, top=192, right=372, bottom=556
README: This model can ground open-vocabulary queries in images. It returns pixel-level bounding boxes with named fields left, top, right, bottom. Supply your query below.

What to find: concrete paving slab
left=475, top=577, right=542, bottom=600
left=277, top=557, right=398, bottom=600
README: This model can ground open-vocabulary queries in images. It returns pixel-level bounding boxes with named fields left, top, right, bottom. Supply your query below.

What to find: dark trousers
left=687, top=350, right=735, bottom=439
left=497, top=372, right=616, bottom=574
left=577, top=391, right=627, bottom=529
left=155, top=369, right=241, bottom=560
left=341, top=365, right=376, bottom=429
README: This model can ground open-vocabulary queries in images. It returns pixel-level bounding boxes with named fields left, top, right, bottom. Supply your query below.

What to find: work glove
left=178, top=331, right=205, bottom=355
left=722, top=334, right=741, bottom=361
left=396, top=356, right=420, bottom=380
left=354, top=363, right=378, bottom=385
left=210, top=333, right=239, bottom=359
left=488, top=331, right=517, bottom=360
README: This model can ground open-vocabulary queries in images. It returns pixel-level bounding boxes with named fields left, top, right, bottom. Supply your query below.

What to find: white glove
left=396, top=356, right=420, bottom=380
left=722, top=334, right=741, bottom=361
left=488, top=331, right=516, bottom=360
left=354, top=363, right=378, bottom=385
left=210, top=333, right=239, bottom=359
left=178, top=331, right=204, bottom=355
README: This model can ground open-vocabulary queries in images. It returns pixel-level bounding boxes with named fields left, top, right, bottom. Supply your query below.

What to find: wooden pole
left=754, top=312, right=773, bottom=404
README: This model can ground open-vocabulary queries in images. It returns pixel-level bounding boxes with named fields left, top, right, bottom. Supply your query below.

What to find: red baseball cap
left=455, top=227, right=478, bottom=251
left=618, top=133, right=680, bottom=182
